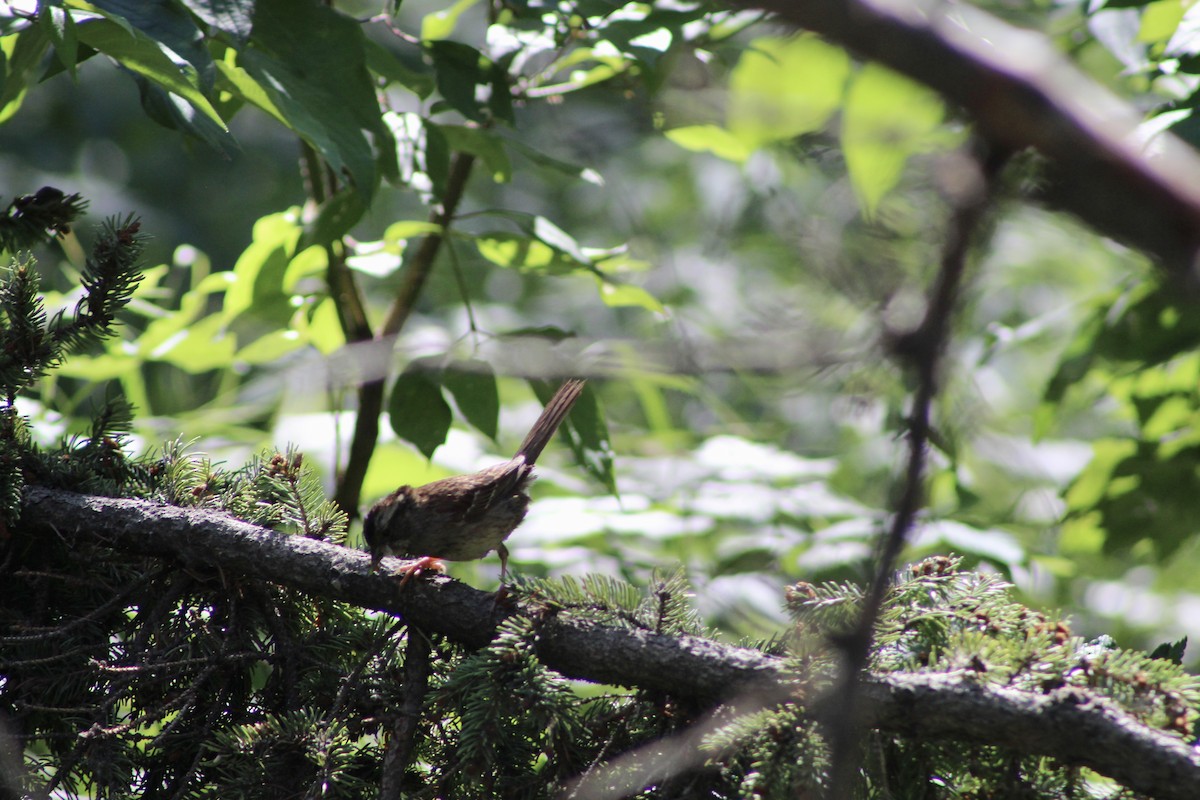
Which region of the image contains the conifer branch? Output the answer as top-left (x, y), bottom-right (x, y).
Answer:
top-left (15, 486), bottom-right (1200, 800)
top-left (0, 187), bottom-right (87, 252)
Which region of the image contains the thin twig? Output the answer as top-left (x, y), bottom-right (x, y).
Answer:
top-left (380, 625), bottom-right (434, 798)
top-left (824, 143), bottom-right (1011, 798)
top-left (334, 152), bottom-right (478, 517)
top-left (307, 619), bottom-right (406, 800)
top-left (380, 153), bottom-right (478, 339)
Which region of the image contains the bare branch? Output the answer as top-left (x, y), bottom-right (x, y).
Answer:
top-left (734, 0), bottom-right (1200, 280)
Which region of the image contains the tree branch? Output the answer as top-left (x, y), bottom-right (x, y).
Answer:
top-left (22, 486), bottom-right (778, 701)
top-left (857, 672), bottom-right (1200, 800)
top-left (827, 144), bottom-right (1009, 796)
top-left (734, 0), bottom-right (1200, 280)
top-left (19, 486), bottom-right (1200, 799)
top-left (334, 152), bottom-right (478, 517)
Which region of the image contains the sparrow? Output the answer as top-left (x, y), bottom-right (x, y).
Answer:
top-left (362, 378), bottom-right (586, 580)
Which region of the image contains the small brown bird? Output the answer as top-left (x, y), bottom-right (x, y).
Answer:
top-left (363, 379), bottom-right (586, 580)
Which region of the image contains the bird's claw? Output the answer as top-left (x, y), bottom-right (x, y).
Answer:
top-left (394, 556), bottom-right (447, 589)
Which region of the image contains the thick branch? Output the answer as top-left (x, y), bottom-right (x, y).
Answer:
top-left (859, 672), bottom-right (1200, 798)
top-left (19, 486), bottom-right (1200, 799)
top-left (23, 486), bottom-right (777, 702)
top-left (735, 0), bottom-right (1200, 280)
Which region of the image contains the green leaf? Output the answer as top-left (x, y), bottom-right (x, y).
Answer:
top-left (303, 297), bottom-right (345, 356)
top-left (664, 124), bottom-right (753, 163)
top-left (427, 38), bottom-right (511, 122)
top-left (90, 0), bottom-right (214, 87)
top-left (841, 64), bottom-right (945, 218)
top-left (222, 211), bottom-right (302, 325)
top-left (384, 220), bottom-right (444, 242)
top-left (389, 365), bottom-right (453, 459)
top-left (531, 216), bottom-right (590, 264)
top-left (506, 138), bottom-right (604, 185)
top-left (134, 76), bottom-right (238, 154)
top-left (363, 38), bottom-right (435, 97)
top-left (150, 313), bottom-right (237, 373)
top-left (728, 35), bottom-right (850, 150)
top-left (214, 57), bottom-right (286, 125)
top-left (473, 213), bottom-right (613, 274)
top-left (476, 233), bottom-right (579, 273)
top-left (1042, 279), bottom-right (1200, 414)
top-left (0, 26), bottom-right (50, 123)
top-left (235, 330), bottom-right (306, 365)
top-left (421, 0), bottom-right (483, 41)
top-left (239, 0), bottom-right (383, 192)
top-left (38, 5), bottom-right (78, 79)
top-left (498, 325), bottom-right (577, 342)
top-left (134, 272), bottom-right (233, 357)
top-left (1064, 439), bottom-right (1138, 511)
top-left (533, 53), bottom-right (626, 95)
top-left (239, 46), bottom-right (377, 191)
top-left (428, 39), bottom-right (492, 122)
top-left (73, 17), bottom-right (226, 131)
top-left (282, 245), bottom-right (327, 292)
top-left (593, 277), bottom-right (666, 314)
top-left (299, 188), bottom-right (367, 249)
top-left (1138, 0), bottom-right (1186, 43)
top-left (442, 360), bottom-right (499, 441)
top-left (177, 0), bottom-right (255, 40)
top-left (54, 352), bottom-right (138, 381)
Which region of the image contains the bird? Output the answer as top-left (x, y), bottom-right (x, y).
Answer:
top-left (362, 378), bottom-right (586, 581)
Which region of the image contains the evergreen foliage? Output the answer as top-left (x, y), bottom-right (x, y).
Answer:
top-left (0, 216), bottom-right (146, 527)
top-left (0, 187), bottom-right (86, 254)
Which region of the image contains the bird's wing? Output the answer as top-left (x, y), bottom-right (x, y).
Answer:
top-left (419, 458), bottom-right (532, 522)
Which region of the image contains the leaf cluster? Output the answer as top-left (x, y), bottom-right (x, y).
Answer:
top-left (1038, 273), bottom-right (1200, 563)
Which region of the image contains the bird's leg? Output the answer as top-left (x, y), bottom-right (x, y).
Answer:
top-left (491, 544), bottom-right (515, 610)
top-left (497, 543), bottom-right (510, 583)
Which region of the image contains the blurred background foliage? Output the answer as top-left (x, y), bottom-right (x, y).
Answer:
top-left (1, 0), bottom-right (1197, 660)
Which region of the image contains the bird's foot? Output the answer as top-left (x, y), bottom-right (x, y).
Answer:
top-left (491, 583), bottom-right (519, 614)
top-left (395, 556), bottom-right (447, 589)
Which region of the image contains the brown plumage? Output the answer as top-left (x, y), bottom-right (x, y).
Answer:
top-left (362, 379), bottom-right (586, 578)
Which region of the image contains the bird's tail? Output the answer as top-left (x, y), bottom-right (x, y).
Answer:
top-left (515, 379), bottom-right (586, 464)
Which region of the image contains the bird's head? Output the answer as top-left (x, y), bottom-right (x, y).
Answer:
top-left (363, 486), bottom-right (417, 571)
